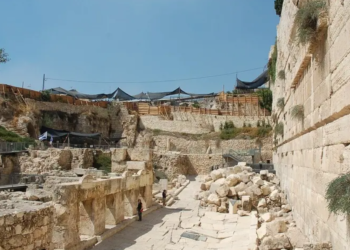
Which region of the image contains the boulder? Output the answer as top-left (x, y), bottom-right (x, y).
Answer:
top-left (199, 191), bottom-right (211, 201)
top-left (178, 175), bottom-right (187, 185)
top-left (216, 184), bottom-right (229, 197)
top-left (260, 170), bottom-right (268, 180)
top-left (225, 174), bottom-right (240, 187)
top-left (259, 234), bottom-right (291, 250)
top-left (261, 213), bottom-right (275, 222)
top-left (253, 176), bottom-right (265, 186)
top-left (57, 150), bottom-right (73, 170)
top-left (201, 181), bottom-right (213, 191)
top-left (228, 187), bottom-right (237, 197)
top-left (258, 198), bottom-right (267, 208)
top-left (238, 173), bottom-right (250, 183)
top-left (234, 182), bottom-right (246, 192)
top-left (282, 204), bottom-right (292, 213)
top-left (286, 227), bottom-right (308, 248)
top-left (270, 176), bottom-right (280, 185)
top-left (257, 223), bottom-right (268, 240)
top-left (232, 165), bottom-right (243, 174)
top-left (210, 170), bottom-right (223, 181)
top-left (214, 178), bottom-right (226, 186)
top-left (25, 189), bottom-right (52, 202)
top-left (237, 210), bottom-right (250, 216)
top-left (243, 166), bottom-right (253, 172)
top-left (204, 176), bottom-right (212, 182)
top-left (218, 205), bottom-right (228, 213)
top-left (238, 191), bottom-right (247, 198)
top-left (266, 220), bottom-right (288, 236)
top-left (269, 190), bottom-right (280, 201)
top-left (261, 185), bottom-right (271, 196)
top-left (238, 162), bottom-right (247, 166)
top-left (207, 193), bottom-right (221, 206)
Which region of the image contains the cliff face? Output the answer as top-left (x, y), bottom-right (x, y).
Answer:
top-left (0, 97), bottom-right (137, 145)
top-left (271, 1), bottom-right (350, 249)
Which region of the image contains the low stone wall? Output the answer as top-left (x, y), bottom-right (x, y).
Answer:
top-left (0, 202), bottom-right (55, 250)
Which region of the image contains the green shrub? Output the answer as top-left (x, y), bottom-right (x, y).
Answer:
top-left (40, 91), bottom-right (51, 102)
top-left (257, 120), bottom-right (261, 127)
top-left (257, 89), bottom-right (273, 113)
top-left (275, 122), bottom-right (284, 137)
top-left (295, 0), bottom-right (327, 45)
top-left (192, 101), bottom-right (200, 109)
top-left (220, 128), bottom-right (239, 140)
top-left (42, 114), bottom-right (53, 127)
top-left (268, 43), bottom-right (278, 84)
top-left (274, 0), bottom-right (284, 16)
top-left (223, 121), bottom-right (235, 130)
top-left (277, 97), bottom-right (285, 110)
top-left (278, 70), bottom-right (286, 80)
top-left (257, 127), bottom-right (272, 137)
top-left (325, 172), bottom-right (350, 215)
top-left (0, 126), bottom-right (35, 144)
top-left (153, 129), bottom-right (161, 135)
top-left (94, 154), bottom-right (111, 173)
top-left (290, 105), bottom-right (304, 120)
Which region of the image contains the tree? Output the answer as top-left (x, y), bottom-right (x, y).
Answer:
top-left (0, 48), bottom-right (9, 63)
top-left (275, 0), bottom-right (284, 16)
top-left (257, 89), bottom-right (273, 113)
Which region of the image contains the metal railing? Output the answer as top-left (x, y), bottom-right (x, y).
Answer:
top-left (0, 142), bottom-right (33, 153)
top-left (49, 143), bottom-right (116, 150)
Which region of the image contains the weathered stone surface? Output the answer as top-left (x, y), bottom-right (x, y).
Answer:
top-left (216, 184), bottom-right (229, 197)
top-left (260, 234), bottom-right (292, 250)
top-left (207, 193), bottom-right (221, 206)
top-left (210, 170), bottom-right (223, 181)
top-left (225, 174), bottom-right (240, 187)
top-left (286, 227), bottom-right (309, 248)
top-left (266, 220), bottom-right (288, 236)
top-left (227, 187), bottom-right (237, 197)
top-left (269, 190), bottom-right (280, 201)
top-left (261, 213), bottom-right (275, 223)
top-left (241, 195), bottom-right (251, 212)
top-left (25, 189), bottom-right (52, 202)
top-left (258, 198), bottom-right (267, 208)
top-left (57, 150), bottom-right (73, 170)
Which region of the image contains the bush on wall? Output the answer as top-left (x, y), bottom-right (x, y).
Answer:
top-left (290, 104), bottom-right (304, 120)
top-left (295, 0), bottom-right (327, 45)
top-left (274, 0), bottom-right (284, 16)
top-left (325, 172), bottom-right (350, 215)
top-left (268, 43), bottom-right (278, 84)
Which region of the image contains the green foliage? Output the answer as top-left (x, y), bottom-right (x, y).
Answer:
top-left (152, 129), bottom-right (162, 136)
top-left (274, 0), bottom-right (284, 16)
top-left (0, 48), bottom-right (10, 63)
top-left (220, 126), bottom-right (272, 140)
top-left (219, 123), bottom-right (223, 131)
top-left (0, 126), bottom-right (35, 143)
top-left (192, 101), bottom-right (200, 109)
top-left (325, 172), bottom-right (350, 215)
top-left (277, 97), bottom-right (285, 110)
top-left (257, 120), bottom-right (261, 127)
top-left (94, 154), bottom-right (111, 173)
top-left (222, 121), bottom-right (235, 130)
top-left (295, 0), bottom-right (327, 45)
top-left (247, 123), bottom-right (252, 128)
top-left (226, 91), bottom-right (232, 94)
top-left (257, 89), bottom-right (273, 113)
top-left (278, 70), bottom-right (286, 80)
top-left (290, 105), bottom-right (304, 120)
top-left (268, 43), bottom-right (278, 84)
top-left (275, 122), bottom-right (284, 137)
top-left (41, 91), bottom-right (51, 102)
top-left (42, 114), bottom-right (53, 127)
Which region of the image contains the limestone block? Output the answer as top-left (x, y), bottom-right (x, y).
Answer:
top-left (127, 148), bottom-right (152, 162)
top-left (286, 227), bottom-right (308, 248)
top-left (242, 195), bottom-right (251, 212)
top-left (228, 199), bottom-right (239, 214)
top-left (216, 184), bottom-right (229, 198)
top-left (269, 190), bottom-right (280, 201)
top-left (228, 187), bottom-right (237, 197)
top-left (57, 150), bottom-right (73, 170)
top-left (112, 162), bottom-right (127, 173)
top-left (214, 178), bottom-right (226, 186)
top-left (257, 223), bottom-right (268, 240)
top-left (126, 161), bottom-right (146, 170)
top-left (253, 176), bottom-right (264, 186)
top-left (207, 193), bottom-right (221, 206)
top-left (261, 185), bottom-right (271, 196)
top-left (238, 173), bottom-right (250, 183)
top-left (260, 234), bottom-right (292, 250)
top-left (225, 174), bottom-right (240, 187)
top-left (232, 165), bottom-right (243, 174)
top-left (110, 148), bottom-right (127, 162)
top-left (238, 191), bottom-right (247, 198)
top-left (238, 162), bottom-right (247, 166)
top-left (281, 204), bottom-right (292, 213)
top-left (210, 170), bottom-right (223, 181)
top-left (261, 213), bottom-right (275, 223)
top-left (258, 198), bottom-right (267, 208)
top-left (243, 166), bottom-right (253, 172)
top-left (266, 220), bottom-right (288, 236)
top-left (234, 182), bottom-right (246, 192)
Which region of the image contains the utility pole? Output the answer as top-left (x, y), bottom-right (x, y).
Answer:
top-left (42, 74), bottom-right (46, 91)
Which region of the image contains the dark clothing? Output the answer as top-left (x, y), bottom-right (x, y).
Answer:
top-left (162, 191), bottom-right (167, 199)
top-left (137, 202), bottom-right (143, 221)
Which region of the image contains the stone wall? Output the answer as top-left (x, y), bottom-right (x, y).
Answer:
top-left (271, 1), bottom-right (350, 249)
top-left (0, 202), bottom-right (55, 250)
top-left (140, 114), bottom-right (271, 134)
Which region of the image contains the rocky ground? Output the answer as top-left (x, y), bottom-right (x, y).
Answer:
top-left (197, 164), bottom-right (333, 250)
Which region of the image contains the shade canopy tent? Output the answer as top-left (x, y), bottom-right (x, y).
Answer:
top-left (45, 87), bottom-right (118, 100)
top-left (113, 88), bottom-right (136, 101)
top-left (40, 126), bottom-right (101, 139)
top-left (132, 87), bottom-right (216, 101)
top-left (236, 71), bottom-right (268, 90)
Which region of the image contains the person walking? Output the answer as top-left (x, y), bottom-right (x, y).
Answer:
top-left (137, 199), bottom-right (143, 221)
top-left (162, 190), bottom-right (167, 206)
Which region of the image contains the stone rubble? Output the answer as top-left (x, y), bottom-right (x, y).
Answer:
top-left (198, 163), bottom-right (333, 250)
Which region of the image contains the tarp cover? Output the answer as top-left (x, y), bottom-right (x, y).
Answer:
top-left (45, 87), bottom-right (118, 100)
top-left (132, 87), bottom-right (215, 101)
top-left (236, 71), bottom-right (268, 89)
top-left (114, 88), bottom-right (135, 101)
top-left (40, 126), bottom-right (101, 138)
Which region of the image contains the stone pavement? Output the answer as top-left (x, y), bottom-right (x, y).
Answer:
top-left (93, 176), bottom-right (256, 250)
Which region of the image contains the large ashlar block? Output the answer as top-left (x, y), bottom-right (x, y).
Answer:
top-left (124, 189), bottom-right (140, 217)
top-left (314, 76), bottom-right (331, 110)
top-left (127, 148), bottom-right (153, 162)
top-left (79, 197), bottom-right (106, 236)
top-left (330, 79), bottom-right (350, 117)
top-left (126, 161), bottom-right (146, 171)
top-left (111, 148), bottom-right (127, 162)
top-left (323, 114), bottom-right (350, 145)
top-left (105, 192), bottom-right (124, 225)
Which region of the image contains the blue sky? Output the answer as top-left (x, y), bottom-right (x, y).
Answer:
top-left (0, 0), bottom-right (279, 95)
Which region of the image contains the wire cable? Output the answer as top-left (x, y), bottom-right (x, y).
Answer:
top-left (46, 66), bottom-right (265, 84)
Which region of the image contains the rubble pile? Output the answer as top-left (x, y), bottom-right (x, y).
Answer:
top-left (198, 163), bottom-right (333, 250)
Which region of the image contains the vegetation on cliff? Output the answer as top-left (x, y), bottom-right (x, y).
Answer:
top-left (220, 121), bottom-right (272, 140)
top-left (326, 172), bottom-right (350, 215)
top-left (295, 0), bottom-right (327, 45)
top-left (0, 126), bottom-right (35, 143)
top-left (268, 43), bottom-right (278, 84)
top-left (257, 89), bottom-right (273, 113)
top-left (290, 104), bottom-right (304, 120)
top-left (94, 154), bottom-right (111, 173)
top-left (0, 48), bottom-right (10, 63)
top-left (274, 0), bottom-right (284, 16)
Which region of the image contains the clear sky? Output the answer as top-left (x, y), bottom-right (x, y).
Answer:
top-left (0, 0), bottom-right (279, 95)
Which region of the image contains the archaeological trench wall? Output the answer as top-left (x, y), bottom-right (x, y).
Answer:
top-left (140, 113), bottom-right (271, 134)
top-left (271, 1), bottom-right (350, 249)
